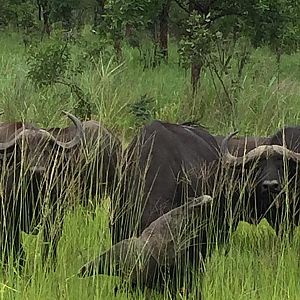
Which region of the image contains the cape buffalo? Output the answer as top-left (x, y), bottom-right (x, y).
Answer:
top-left (80, 195), bottom-right (213, 293)
top-left (109, 121), bottom-right (250, 295)
top-left (111, 123), bottom-right (268, 245)
top-left (0, 112), bottom-right (120, 268)
top-left (111, 120), bottom-right (220, 245)
top-left (221, 128), bottom-right (300, 231)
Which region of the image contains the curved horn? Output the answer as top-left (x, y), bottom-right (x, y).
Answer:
top-left (221, 132), bottom-right (300, 166)
top-left (237, 144), bottom-right (300, 164)
top-left (271, 145), bottom-right (300, 162)
top-left (38, 111), bottom-right (85, 149)
top-left (0, 125), bottom-right (28, 150)
top-left (220, 131), bottom-right (241, 165)
top-left (221, 131), bottom-right (272, 166)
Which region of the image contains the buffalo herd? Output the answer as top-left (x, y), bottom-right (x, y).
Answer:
top-left (0, 112), bottom-right (299, 296)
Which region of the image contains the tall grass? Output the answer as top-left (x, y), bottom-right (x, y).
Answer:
top-left (0, 30), bottom-right (299, 299)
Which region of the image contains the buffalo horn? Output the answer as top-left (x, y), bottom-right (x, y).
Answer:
top-left (0, 125), bottom-right (29, 150)
top-left (38, 111), bottom-right (85, 149)
top-left (221, 132), bottom-right (300, 166)
top-left (0, 111), bottom-right (85, 151)
top-left (271, 145), bottom-right (300, 162)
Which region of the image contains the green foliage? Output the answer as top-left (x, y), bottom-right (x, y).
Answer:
top-left (178, 13), bottom-right (214, 69)
top-left (27, 40), bottom-right (71, 87)
top-left (177, 0), bottom-right (300, 93)
top-left (50, 0), bottom-right (79, 28)
top-left (79, 34), bottom-right (115, 63)
top-left (2, 31), bottom-right (300, 298)
top-left (0, 0), bottom-right (11, 26)
top-left (246, 0), bottom-right (300, 55)
top-left (105, 0), bottom-right (162, 29)
top-left (232, 219), bottom-right (277, 251)
top-left (13, 1), bottom-right (37, 29)
top-left (43, 0), bottom-right (96, 29)
top-left (103, 0), bottom-right (163, 44)
top-left (26, 38), bottom-right (93, 119)
top-left (0, 0), bottom-right (37, 29)
top-left (127, 94), bottom-right (156, 126)
top-left (71, 84), bottom-right (93, 120)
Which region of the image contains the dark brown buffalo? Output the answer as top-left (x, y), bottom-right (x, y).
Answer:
top-left (111, 121), bottom-right (220, 245)
top-left (46, 119), bottom-right (120, 200)
top-left (80, 195), bottom-right (213, 293)
top-left (112, 125), bottom-right (270, 245)
top-left (90, 120), bottom-right (289, 295)
top-left (221, 127), bottom-right (300, 231)
top-left (109, 121), bottom-right (242, 295)
top-left (0, 112), bottom-right (120, 268)
top-left (104, 121), bottom-right (299, 295)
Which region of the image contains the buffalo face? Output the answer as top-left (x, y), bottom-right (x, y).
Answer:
top-left (221, 132), bottom-right (300, 222)
top-left (256, 155), bottom-right (283, 195)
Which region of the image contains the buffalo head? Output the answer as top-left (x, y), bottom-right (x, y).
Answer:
top-left (221, 132), bottom-right (300, 222)
top-left (0, 111), bottom-right (85, 177)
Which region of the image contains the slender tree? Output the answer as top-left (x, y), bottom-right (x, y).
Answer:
top-left (159, 0), bottom-right (171, 61)
top-left (94, 0), bottom-right (105, 27)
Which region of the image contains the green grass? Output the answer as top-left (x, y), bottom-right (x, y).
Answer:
top-left (0, 29), bottom-right (300, 299)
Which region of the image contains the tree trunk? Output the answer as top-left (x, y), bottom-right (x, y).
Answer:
top-left (43, 11), bottom-right (50, 35)
top-left (189, 1), bottom-right (205, 95)
top-left (41, 2), bottom-right (51, 39)
top-left (114, 34), bottom-right (122, 62)
top-left (94, 0), bottom-right (105, 27)
top-left (37, 0), bottom-right (42, 21)
top-left (159, 0), bottom-right (171, 61)
top-left (75, 9), bottom-right (85, 30)
top-left (125, 23), bottom-right (133, 38)
top-left (191, 60), bottom-right (202, 95)
top-left (276, 48), bottom-right (281, 92)
top-left (152, 21), bottom-right (160, 68)
top-left (59, 4), bottom-right (73, 30)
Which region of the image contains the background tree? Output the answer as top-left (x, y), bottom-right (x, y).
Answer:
top-left (0, 0), bottom-right (299, 93)
top-left (93, 0), bottom-right (105, 27)
top-left (177, 0), bottom-right (300, 94)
